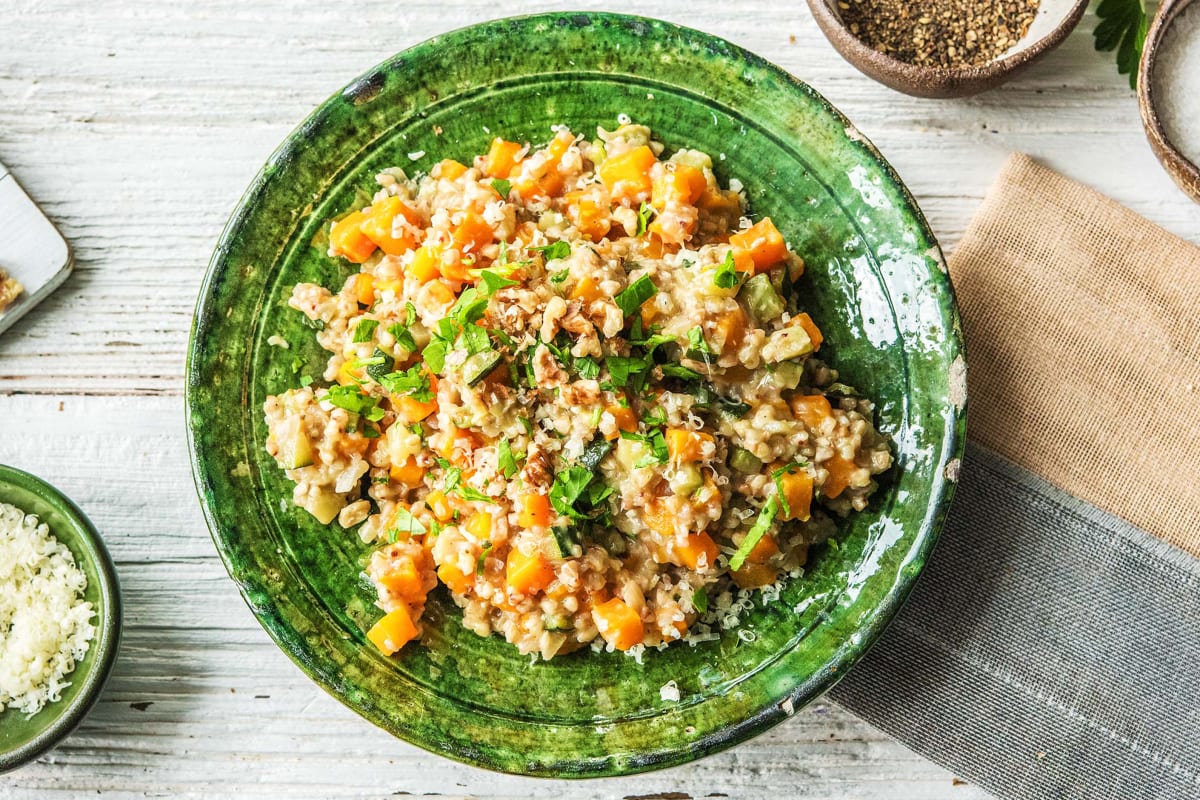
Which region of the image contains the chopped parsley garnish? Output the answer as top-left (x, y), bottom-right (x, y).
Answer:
top-left (352, 318), bottom-right (379, 343)
top-left (449, 287), bottom-right (489, 325)
top-left (549, 270), bottom-right (569, 284)
top-left (549, 464), bottom-right (612, 521)
top-left (687, 326), bottom-right (712, 354)
top-left (713, 250), bottom-right (739, 289)
top-left (729, 497), bottom-right (780, 571)
top-left (479, 269), bottom-right (519, 295)
top-left (575, 356), bottom-right (600, 380)
top-left (365, 348), bottom-right (394, 382)
top-left (641, 406), bottom-right (667, 428)
top-left (387, 303), bottom-right (418, 353)
top-left (489, 328), bottom-right (516, 348)
top-left (605, 355), bottom-right (652, 390)
top-left (476, 542), bottom-right (493, 574)
top-left (692, 586), bottom-right (708, 614)
top-left (299, 374), bottom-right (315, 387)
top-left (770, 461), bottom-right (808, 519)
top-left (324, 385), bottom-right (385, 422)
top-left (532, 240), bottom-right (571, 261)
top-left (518, 416), bottom-right (534, 435)
top-left (458, 486), bottom-right (492, 503)
top-left (289, 355), bottom-right (303, 374)
top-left (619, 428), bottom-right (669, 468)
top-left (379, 364), bottom-right (433, 402)
top-left (614, 274), bottom-right (658, 319)
top-left (491, 178), bottom-right (512, 198)
top-left (636, 201), bottom-right (655, 236)
top-left (497, 439), bottom-right (520, 479)
top-left (389, 507), bottom-right (428, 538)
top-left (662, 364), bottom-right (704, 381)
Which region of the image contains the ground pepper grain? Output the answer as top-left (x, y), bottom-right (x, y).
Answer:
top-left (837, 0), bottom-right (1041, 68)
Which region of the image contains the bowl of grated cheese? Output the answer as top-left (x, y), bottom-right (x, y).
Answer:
top-left (0, 465), bottom-right (121, 774)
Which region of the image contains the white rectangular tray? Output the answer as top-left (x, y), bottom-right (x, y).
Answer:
top-left (0, 162), bottom-right (72, 336)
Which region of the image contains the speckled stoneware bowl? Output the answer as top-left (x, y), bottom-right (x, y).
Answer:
top-left (808, 0), bottom-right (1089, 98)
top-left (0, 465), bottom-right (121, 774)
top-left (187, 12), bottom-right (966, 777)
top-left (1139, 0), bottom-right (1200, 203)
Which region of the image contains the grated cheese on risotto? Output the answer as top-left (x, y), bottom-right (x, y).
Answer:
top-left (0, 502), bottom-right (96, 717)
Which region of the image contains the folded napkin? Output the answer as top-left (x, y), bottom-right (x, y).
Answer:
top-left (829, 155), bottom-right (1200, 799)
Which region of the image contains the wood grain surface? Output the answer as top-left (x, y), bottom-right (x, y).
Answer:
top-left (2, 0), bottom-right (1195, 796)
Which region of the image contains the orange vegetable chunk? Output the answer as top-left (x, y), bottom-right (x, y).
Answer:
top-left (360, 196), bottom-right (420, 256)
top-left (352, 273), bottom-right (376, 306)
top-left (377, 556), bottom-right (425, 602)
top-left (777, 467), bottom-right (813, 522)
top-left (565, 190), bottom-right (612, 242)
top-left (437, 562), bottom-right (473, 595)
top-left (408, 245), bottom-right (443, 284)
top-left (506, 548), bottom-right (555, 595)
top-left (517, 493), bottom-right (552, 529)
top-left (794, 312), bottom-right (824, 351)
top-left (435, 159), bottom-right (468, 181)
top-left (823, 452), bottom-right (857, 499)
top-left (366, 605), bottom-right (418, 655)
top-left (330, 211), bottom-right (378, 263)
top-left (592, 598), bottom-right (645, 651)
top-left (603, 404), bottom-right (637, 440)
top-left (790, 394), bottom-right (833, 430)
top-left (731, 563), bottom-right (779, 590)
top-left (483, 138), bottom-right (524, 179)
top-left (675, 531), bottom-right (720, 571)
top-left (599, 145), bottom-right (656, 203)
top-left (729, 217), bottom-right (787, 272)
top-left (746, 534), bottom-right (780, 564)
top-left (665, 428), bottom-right (714, 463)
top-left (389, 456), bottom-right (424, 487)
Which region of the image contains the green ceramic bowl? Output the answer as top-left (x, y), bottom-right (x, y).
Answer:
top-left (187, 12), bottom-right (965, 777)
top-left (0, 465), bottom-right (122, 773)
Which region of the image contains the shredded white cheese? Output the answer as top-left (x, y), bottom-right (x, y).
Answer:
top-left (0, 503), bottom-right (96, 717)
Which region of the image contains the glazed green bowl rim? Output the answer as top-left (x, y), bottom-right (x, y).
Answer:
top-left (187, 11), bottom-right (966, 777)
top-left (0, 464), bottom-right (122, 774)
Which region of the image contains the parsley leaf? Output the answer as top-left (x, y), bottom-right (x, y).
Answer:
top-left (324, 385), bottom-right (385, 422)
top-left (476, 542), bottom-right (493, 574)
top-left (379, 364), bottom-right (434, 402)
top-left (729, 496), bottom-right (780, 571)
top-left (387, 304), bottom-right (418, 352)
top-left (532, 240), bottom-right (571, 261)
top-left (352, 318), bottom-right (379, 343)
top-left (662, 364), bottom-right (704, 381)
top-left (389, 507), bottom-right (428, 537)
top-left (479, 269), bottom-right (519, 296)
top-left (1094, 0), bottom-right (1147, 89)
top-left (449, 287), bottom-right (489, 326)
top-left (605, 355), bottom-right (652, 389)
top-left (549, 466), bottom-right (596, 520)
top-left (692, 586), bottom-right (708, 614)
top-left (636, 202), bottom-right (655, 236)
top-left (574, 356), bottom-right (600, 380)
top-left (497, 439), bottom-right (520, 479)
top-left (614, 274), bottom-right (658, 319)
top-left (713, 250), bottom-right (739, 289)
top-left (365, 347), bottom-right (394, 382)
top-left (458, 486), bottom-right (492, 503)
top-left (620, 428), bottom-right (669, 468)
top-left (687, 326), bottom-right (712, 354)
top-left (549, 270), bottom-right (569, 284)
top-left (491, 178), bottom-right (512, 198)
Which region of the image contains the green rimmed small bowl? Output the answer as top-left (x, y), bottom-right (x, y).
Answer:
top-left (187, 12), bottom-right (966, 777)
top-left (0, 465), bottom-right (122, 774)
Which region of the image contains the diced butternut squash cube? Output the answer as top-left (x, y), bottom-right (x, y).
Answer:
top-left (366, 605), bottom-right (418, 655)
top-left (483, 138), bottom-right (524, 179)
top-left (377, 556), bottom-right (425, 602)
top-left (352, 272), bottom-right (376, 306)
top-left (603, 404), bottom-right (637, 440)
top-left (407, 245), bottom-right (443, 283)
top-left (651, 163), bottom-right (706, 209)
top-left (360, 196), bottom-right (420, 256)
top-left (790, 394), bottom-right (833, 430)
top-left (675, 531), bottom-right (720, 571)
top-left (512, 131), bottom-right (573, 199)
top-left (506, 548), bottom-right (555, 595)
top-left (822, 452), bottom-right (857, 499)
top-left (517, 493), bottom-right (552, 529)
top-left (330, 211), bottom-right (378, 263)
top-left (424, 279), bottom-right (456, 309)
top-left (592, 598), bottom-right (644, 651)
top-left (746, 534), bottom-right (780, 564)
top-left (729, 218), bottom-right (787, 273)
top-left (794, 312), bottom-right (823, 352)
top-left (425, 490), bottom-right (453, 523)
top-left (570, 275), bottom-right (604, 304)
top-left (389, 456), bottom-right (424, 487)
top-left (437, 425), bottom-right (477, 466)
top-left (641, 500), bottom-right (677, 539)
top-left (437, 562), bottom-right (472, 595)
top-left (712, 308), bottom-right (747, 353)
top-left (465, 511), bottom-right (493, 541)
top-left (666, 428), bottom-right (715, 463)
top-left (731, 563), bottom-right (779, 590)
top-left (435, 159), bottom-right (468, 181)
top-left (564, 189), bottom-right (612, 242)
top-left (598, 145), bottom-right (656, 204)
top-left (392, 393), bottom-right (437, 424)
top-left (776, 467), bottom-right (813, 522)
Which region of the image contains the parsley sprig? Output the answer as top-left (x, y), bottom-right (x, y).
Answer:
top-left (1094, 0), bottom-right (1147, 89)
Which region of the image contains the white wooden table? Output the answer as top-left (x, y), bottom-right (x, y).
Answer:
top-left (2, 2), bottom-right (1196, 797)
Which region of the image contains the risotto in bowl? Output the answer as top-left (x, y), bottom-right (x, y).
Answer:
top-left (188, 12), bottom-right (965, 777)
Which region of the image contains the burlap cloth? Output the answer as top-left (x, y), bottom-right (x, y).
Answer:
top-left (950, 153), bottom-right (1200, 558)
top-left (829, 155), bottom-right (1200, 800)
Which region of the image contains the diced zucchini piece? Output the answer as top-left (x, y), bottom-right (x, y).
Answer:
top-left (276, 416), bottom-right (313, 469)
top-left (305, 491), bottom-right (343, 525)
top-left (670, 148), bottom-right (713, 172)
top-left (462, 350), bottom-right (502, 387)
top-left (615, 437), bottom-right (649, 473)
top-left (550, 525), bottom-right (581, 559)
top-left (729, 446), bottom-right (763, 474)
top-left (739, 273), bottom-right (785, 325)
top-left (771, 361), bottom-right (804, 390)
top-left (671, 464), bottom-right (703, 496)
top-left (762, 325), bottom-right (813, 363)
top-left (544, 612), bottom-right (574, 632)
top-left (579, 437), bottom-right (613, 471)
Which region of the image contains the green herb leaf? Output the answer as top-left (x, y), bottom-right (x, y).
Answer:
top-left (476, 542), bottom-right (493, 574)
top-left (450, 287), bottom-right (489, 326)
top-left (729, 496), bottom-right (780, 571)
top-left (498, 439), bottom-right (520, 479)
top-left (549, 270), bottom-right (569, 284)
top-left (605, 355), bottom-right (651, 389)
top-left (687, 326), bottom-right (712, 354)
top-left (458, 486), bottom-right (492, 503)
top-left (575, 356), bottom-right (600, 380)
top-left (636, 202), bottom-right (655, 236)
top-left (422, 339), bottom-right (448, 374)
top-left (352, 318), bottom-right (379, 343)
top-left (324, 385), bottom-right (385, 422)
top-left (299, 374), bottom-right (315, 387)
top-left (491, 178), bottom-right (512, 198)
top-left (614, 274), bottom-right (658, 319)
top-left (692, 586), bottom-right (708, 614)
top-left (379, 364), bottom-right (433, 402)
top-left (713, 250), bottom-right (739, 289)
top-left (366, 348), bottom-right (395, 382)
top-left (390, 507), bottom-right (428, 537)
top-left (532, 240), bottom-right (571, 261)
top-left (662, 364), bottom-right (703, 381)
top-left (1094, 0), bottom-right (1147, 89)
top-left (479, 269), bottom-right (520, 296)
top-left (549, 466), bottom-right (596, 519)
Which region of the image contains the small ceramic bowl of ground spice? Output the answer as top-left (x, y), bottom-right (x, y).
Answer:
top-left (808, 0), bottom-right (1090, 98)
